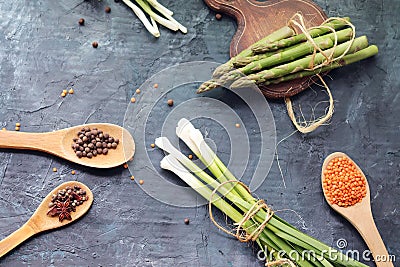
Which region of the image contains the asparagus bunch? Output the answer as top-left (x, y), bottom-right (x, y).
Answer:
top-left (197, 17), bottom-right (378, 94)
top-left (156, 118), bottom-right (369, 267)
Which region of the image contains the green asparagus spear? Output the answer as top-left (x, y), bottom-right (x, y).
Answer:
top-left (250, 45), bottom-right (378, 87)
top-left (212, 26), bottom-right (295, 79)
top-left (251, 17), bottom-right (350, 53)
top-left (230, 36), bottom-right (370, 89)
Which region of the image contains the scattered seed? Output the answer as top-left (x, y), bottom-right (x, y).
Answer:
top-left (215, 13), bottom-right (222, 20)
top-left (61, 92), bottom-right (67, 97)
top-left (184, 218), bottom-right (190, 225)
top-left (15, 123), bottom-right (21, 127)
top-left (105, 6), bottom-right (111, 13)
top-left (167, 99), bottom-right (174, 106)
top-left (71, 170), bottom-right (76, 175)
top-left (78, 18), bottom-right (85, 26)
top-left (153, 83), bottom-right (158, 88)
top-left (139, 179), bottom-right (144, 185)
top-left (150, 143), bottom-right (155, 148)
top-left (130, 175), bottom-right (135, 180)
top-left (123, 163), bottom-right (128, 169)
top-left (136, 89), bottom-right (141, 94)
top-left (235, 123), bottom-right (240, 128)
top-left (92, 41), bottom-right (98, 48)
top-left (130, 97), bottom-right (136, 103)
top-left (15, 126), bottom-right (20, 131)
top-left (53, 167), bottom-right (57, 172)
top-left (69, 88), bottom-right (74, 94)
top-left (188, 154), bottom-right (193, 160)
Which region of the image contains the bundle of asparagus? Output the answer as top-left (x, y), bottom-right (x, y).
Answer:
top-left (197, 16), bottom-right (378, 94)
top-left (156, 118), bottom-right (369, 267)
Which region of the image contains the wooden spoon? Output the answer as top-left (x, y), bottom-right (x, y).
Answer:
top-left (321, 152), bottom-right (394, 267)
top-left (0, 181), bottom-right (93, 258)
top-left (0, 123), bottom-right (135, 168)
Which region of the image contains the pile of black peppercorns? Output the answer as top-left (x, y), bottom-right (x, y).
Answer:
top-left (71, 127), bottom-right (119, 158)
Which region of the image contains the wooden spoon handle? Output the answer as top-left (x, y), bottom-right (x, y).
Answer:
top-left (0, 222), bottom-right (36, 258)
top-left (356, 213), bottom-right (394, 267)
top-left (0, 130), bottom-right (55, 152)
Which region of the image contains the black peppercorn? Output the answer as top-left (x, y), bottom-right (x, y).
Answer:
top-left (92, 41), bottom-right (98, 48)
top-left (78, 18), bottom-right (85, 26)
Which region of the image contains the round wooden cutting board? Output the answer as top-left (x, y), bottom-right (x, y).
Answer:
top-left (204, 0), bottom-right (328, 98)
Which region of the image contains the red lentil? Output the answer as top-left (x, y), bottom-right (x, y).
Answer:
top-left (322, 156), bottom-right (367, 207)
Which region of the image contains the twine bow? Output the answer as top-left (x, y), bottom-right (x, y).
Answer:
top-left (285, 13), bottom-right (355, 134)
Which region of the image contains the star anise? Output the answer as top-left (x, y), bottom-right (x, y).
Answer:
top-left (47, 199), bottom-right (72, 222)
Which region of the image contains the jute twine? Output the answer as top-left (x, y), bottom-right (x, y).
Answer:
top-left (208, 181), bottom-right (296, 266)
top-left (284, 14), bottom-right (355, 134)
top-left (208, 180), bottom-right (274, 242)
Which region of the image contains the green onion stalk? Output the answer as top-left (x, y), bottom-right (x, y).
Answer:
top-left (121, 0), bottom-right (187, 37)
top-left (156, 118), bottom-right (369, 267)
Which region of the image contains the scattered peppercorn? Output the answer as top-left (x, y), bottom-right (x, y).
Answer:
top-left (167, 99), bottom-right (174, 106)
top-left (153, 83), bottom-right (158, 88)
top-left (184, 218), bottom-right (190, 225)
top-left (188, 154), bottom-right (193, 160)
top-left (71, 127), bottom-right (119, 159)
top-left (139, 179), bottom-right (144, 185)
top-left (235, 123), bottom-right (240, 128)
top-left (123, 163), bottom-right (128, 169)
top-left (16, 123), bottom-right (21, 127)
top-left (215, 13), bottom-right (222, 20)
top-left (78, 18), bottom-right (85, 26)
top-left (47, 184), bottom-right (89, 222)
top-left (92, 41), bottom-right (98, 48)
top-left (322, 156), bottom-right (367, 207)
top-left (136, 89), bottom-right (141, 94)
top-left (61, 92), bottom-right (67, 97)
top-left (69, 88), bottom-right (74, 94)
top-left (130, 97), bottom-right (136, 103)
top-left (53, 167), bottom-right (57, 172)
top-left (130, 175), bottom-right (135, 180)
top-left (71, 170), bottom-right (76, 175)
top-left (150, 143), bottom-right (155, 148)
top-left (15, 126), bottom-right (20, 131)
top-left (105, 6), bottom-right (111, 13)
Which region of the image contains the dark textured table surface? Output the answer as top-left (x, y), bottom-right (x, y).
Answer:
top-left (0, 0), bottom-right (399, 266)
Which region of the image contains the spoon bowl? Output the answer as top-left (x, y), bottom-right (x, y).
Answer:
top-left (0, 181), bottom-right (93, 258)
top-left (322, 152), bottom-right (393, 267)
top-left (0, 123), bottom-right (135, 168)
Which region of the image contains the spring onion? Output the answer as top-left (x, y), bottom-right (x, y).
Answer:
top-left (156, 118), bottom-right (369, 267)
top-left (121, 0), bottom-right (186, 37)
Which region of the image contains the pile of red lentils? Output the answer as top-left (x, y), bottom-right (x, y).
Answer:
top-left (322, 156), bottom-right (367, 207)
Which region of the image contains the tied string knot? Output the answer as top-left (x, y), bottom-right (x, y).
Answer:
top-left (208, 180), bottom-right (274, 242)
top-left (208, 181), bottom-right (296, 266)
top-left (284, 13), bottom-right (355, 134)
